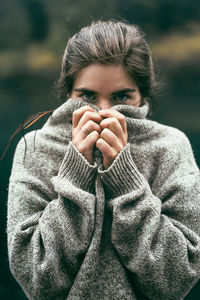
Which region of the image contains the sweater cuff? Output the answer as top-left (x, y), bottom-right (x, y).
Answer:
top-left (98, 144), bottom-right (146, 198)
top-left (56, 142), bottom-right (97, 193)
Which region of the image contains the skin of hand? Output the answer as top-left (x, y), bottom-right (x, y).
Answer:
top-left (96, 109), bottom-right (128, 169)
top-left (72, 106), bottom-right (127, 169)
top-left (72, 106), bottom-right (103, 165)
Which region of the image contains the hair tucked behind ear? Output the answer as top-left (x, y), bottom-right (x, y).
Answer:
top-left (57, 20), bottom-right (159, 116)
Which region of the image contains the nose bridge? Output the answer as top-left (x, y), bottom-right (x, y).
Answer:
top-left (97, 96), bottom-right (112, 109)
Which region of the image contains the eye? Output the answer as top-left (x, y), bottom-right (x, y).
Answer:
top-left (113, 93), bottom-right (129, 102)
top-left (80, 92), bottom-right (97, 102)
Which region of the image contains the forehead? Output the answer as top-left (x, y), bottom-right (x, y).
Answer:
top-left (73, 63), bottom-right (138, 90)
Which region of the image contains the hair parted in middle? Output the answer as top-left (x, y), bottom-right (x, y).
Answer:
top-left (57, 20), bottom-right (159, 115)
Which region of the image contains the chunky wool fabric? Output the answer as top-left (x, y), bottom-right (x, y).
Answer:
top-left (7, 98), bottom-right (200, 299)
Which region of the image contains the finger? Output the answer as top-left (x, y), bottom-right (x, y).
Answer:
top-left (73, 120), bottom-right (101, 145)
top-left (77, 131), bottom-right (100, 165)
top-left (100, 117), bottom-right (124, 140)
top-left (77, 110), bottom-right (103, 130)
top-left (100, 128), bottom-right (124, 151)
top-left (72, 106), bottom-right (95, 128)
top-left (96, 138), bottom-right (117, 169)
top-left (98, 109), bottom-right (127, 134)
top-left (96, 138), bottom-right (113, 156)
top-left (81, 130), bottom-right (100, 150)
top-left (78, 131), bottom-right (100, 157)
top-left (81, 120), bottom-right (102, 138)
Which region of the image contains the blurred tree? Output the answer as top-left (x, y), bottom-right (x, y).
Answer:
top-left (0, 0), bottom-right (29, 49)
top-left (40, 0), bottom-right (118, 51)
top-left (0, 0), bottom-right (48, 50)
top-left (20, 0), bottom-right (49, 42)
top-left (116, 0), bottom-right (200, 34)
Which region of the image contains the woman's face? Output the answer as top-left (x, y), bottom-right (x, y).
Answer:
top-left (69, 63), bottom-right (143, 110)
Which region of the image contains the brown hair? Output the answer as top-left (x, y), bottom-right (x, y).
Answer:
top-left (1, 20), bottom-right (159, 162)
top-left (57, 20), bottom-right (158, 115)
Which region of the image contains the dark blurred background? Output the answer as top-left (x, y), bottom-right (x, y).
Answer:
top-left (0, 0), bottom-right (199, 299)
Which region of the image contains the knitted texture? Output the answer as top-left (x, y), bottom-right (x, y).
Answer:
top-left (7, 98), bottom-right (200, 300)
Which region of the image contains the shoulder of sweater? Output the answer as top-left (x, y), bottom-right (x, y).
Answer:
top-left (146, 119), bottom-right (191, 146)
top-left (130, 119), bottom-right (196, 166)
top-left (13, 128), bottom-right (67, 170)
top-left (11, 129), bottom-right (65, 186)
top-left (14, 130), bottom-right (37, 155)
top-left (15, 124), bottom-right (69, 153)
top-left (12, 130), bottom-right (43, 169)
top-left (146, 120), bottom-right (197, 166)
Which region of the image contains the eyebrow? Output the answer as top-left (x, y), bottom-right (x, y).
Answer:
top-left (73, 88), bottom-right (136, 94)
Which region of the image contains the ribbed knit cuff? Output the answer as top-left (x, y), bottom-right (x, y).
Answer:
top-left (56, 142), bottom-right (97, 193)
top-left (98, 144), bottom-right (146, 198)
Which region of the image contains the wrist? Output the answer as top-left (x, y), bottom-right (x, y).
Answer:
top-left (98, 143), bottom-right (145, 197)
top-left (55, 142), bottom-right (98, 193)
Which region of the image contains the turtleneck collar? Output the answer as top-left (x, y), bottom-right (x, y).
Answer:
top-left (45, 98), bottom-right (154, 140)
top-left (51, 98), bottom-right (149, 119)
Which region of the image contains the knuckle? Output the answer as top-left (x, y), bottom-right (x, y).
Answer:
top-left (83, 122), bottom-right (94, 133)
top-left (84, 105), bottom-right (94, 110)
top-left (82, 125), bottom-right (90, 135)
top-left (119, 115), bottom-right (125, 122)
top-left (82, 106), bottom-right (94, 113)
top-left (88, 120), bottom-right (101, 132)
top-left (73, 106), bottom-right (94, 117)
top-left (102, 127), bottom-right (108, 132)
top-left (111, 117), bottom-right (117, 122)
top-left (109, 117), bottom-right (118, 125)
top-left (95, 130), bottom-right (100, 136)
top-left (86, 120), bottom-right (95, 128)
top-left (96, 138), bottom-right (103, 146)
top-left (84, 111), bottom-right (93, 118)
top-left (72, 110), bottom-right (79, 118)
top-left (91, 130), bottom-right (99, 137)
top-left (100, 128), bottom-right (109, 137)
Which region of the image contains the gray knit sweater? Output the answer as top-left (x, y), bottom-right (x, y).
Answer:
top-left (7, 98), bottom-right (200, 300)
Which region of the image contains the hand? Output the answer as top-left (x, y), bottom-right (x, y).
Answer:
top-left (72, 106), bottom-right (103, 165)
top-left (96, 109), bottom-right (128, 169)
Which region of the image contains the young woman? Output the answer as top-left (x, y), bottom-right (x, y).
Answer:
top-left (7, 20), bottom-right (200, 299)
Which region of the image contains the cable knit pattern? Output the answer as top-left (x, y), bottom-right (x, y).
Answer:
top-left (7, 98), bottom-right (200, 300)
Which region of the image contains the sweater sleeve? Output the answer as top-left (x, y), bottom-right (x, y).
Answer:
top-left (98, 138), bottom-right (200, 300)
top-left (7, 134), bottom-right (97, 300)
